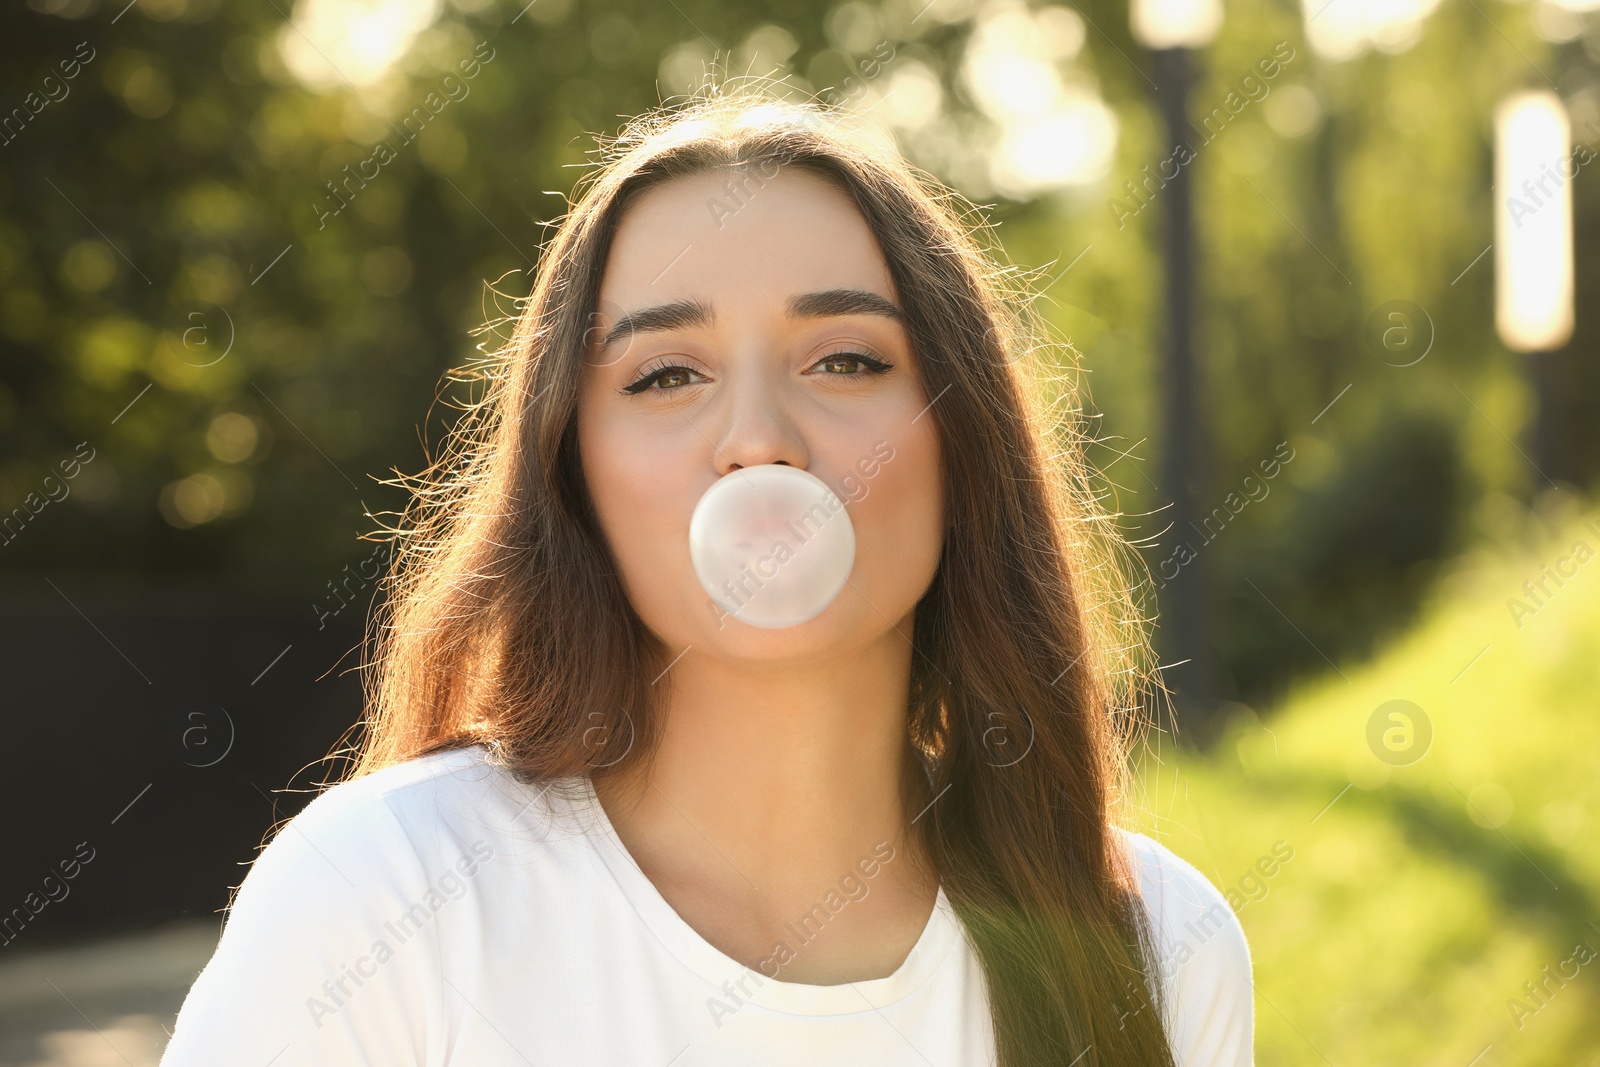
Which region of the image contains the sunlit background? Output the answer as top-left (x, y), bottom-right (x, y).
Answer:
top-left (1, 0), bottom-right (1598, 1063)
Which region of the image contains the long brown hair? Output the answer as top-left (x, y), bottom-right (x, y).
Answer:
top-left (344, 87), bottom-right (1175, 1067)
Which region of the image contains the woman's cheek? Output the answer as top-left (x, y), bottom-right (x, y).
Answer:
top-left (851, 428), bottom-right (942, 597)
top-left (579, 426), bottom-right (665, 603)
top-left (614, 468), bottom-right (694, 603)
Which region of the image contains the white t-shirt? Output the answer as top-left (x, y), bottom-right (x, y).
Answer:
top-left (160, 744), bottom-right (1253, 1066)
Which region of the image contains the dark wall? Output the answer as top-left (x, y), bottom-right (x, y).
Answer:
top-left (0, 576), bottom-right (366, 950)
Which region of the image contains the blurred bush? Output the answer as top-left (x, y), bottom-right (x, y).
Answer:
top-left (0, 0), bottom-right (1596, 709)
top-left (1139, 491), bottom-right (1600, 1065)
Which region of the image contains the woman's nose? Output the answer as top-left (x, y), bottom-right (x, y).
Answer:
top-left (711, 367), bottom-right (810, 476)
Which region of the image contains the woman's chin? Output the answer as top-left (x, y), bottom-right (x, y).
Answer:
top-left (672, 591), bottom-right (872, 660)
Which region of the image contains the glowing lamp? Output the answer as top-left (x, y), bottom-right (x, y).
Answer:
top-left (1495, 90), bottom-right (1575, 352)
top-left (1130, 0), bottom-right (1223, 50)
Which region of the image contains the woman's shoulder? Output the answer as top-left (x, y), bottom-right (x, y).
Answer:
top-left (283, 742), bottom-right (526, 821)
top-left (219, 743), bottom-right (591, 935)
top-left (1114, 829), bottom-right (1248, 951)
top-left (267, 744), bottom-right (579, 863)
top-left (1112, 827), bottom-right (1256, 1067)
top-left (161, 745), bottom-right (585, 1064)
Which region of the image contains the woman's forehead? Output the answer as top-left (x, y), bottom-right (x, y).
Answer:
top-left (596, 167), bottom-right (896, 314)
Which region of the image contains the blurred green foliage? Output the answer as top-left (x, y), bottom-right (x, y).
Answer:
top-left (0, 0), bottom-right (1596, 709)
top-left (1137, 491), bottom-right (1600, 1065)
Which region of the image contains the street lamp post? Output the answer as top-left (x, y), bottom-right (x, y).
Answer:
top-left (1131, 0), bottom-right (1223, 745)
top-left (1494, 90), bottom-right (1575, 487)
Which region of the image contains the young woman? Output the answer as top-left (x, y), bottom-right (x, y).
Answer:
top-left (161, 92), bottom-right (1253, 1067)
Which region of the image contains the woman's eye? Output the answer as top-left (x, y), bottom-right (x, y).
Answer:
top-left (622, 352), bottom-right (893, 395)
top-left (622, 365), bottom-right (705, 394)
top-left (813, 352), bottom-right (894, 377)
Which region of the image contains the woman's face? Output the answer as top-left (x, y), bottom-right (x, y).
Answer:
top-left (575, 165), bottom-right (945, 662)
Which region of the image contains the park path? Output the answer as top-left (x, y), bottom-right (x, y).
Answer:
top-left (0, 921), bottom-right (218, 1066)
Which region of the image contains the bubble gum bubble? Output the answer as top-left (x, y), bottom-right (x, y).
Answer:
top-left (688, 464), bottom-right (855, 629)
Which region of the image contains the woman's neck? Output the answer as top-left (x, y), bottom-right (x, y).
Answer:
top-left (590, 627), bottom-right (941, 983)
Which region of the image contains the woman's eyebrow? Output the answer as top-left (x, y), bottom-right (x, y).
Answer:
top-left (786, 288), bottom-right (906, 324)
top-left (598, 289), bottom-right (906, 350)
top-left (599, 299), bottom-right (713, 350)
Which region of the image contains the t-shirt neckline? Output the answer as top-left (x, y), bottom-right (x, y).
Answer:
top-left (553, 773), bottom-right (961, 1016)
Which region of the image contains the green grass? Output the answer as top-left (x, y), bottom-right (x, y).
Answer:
top-left (1134, 494), bottom-right (1600, 1067)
